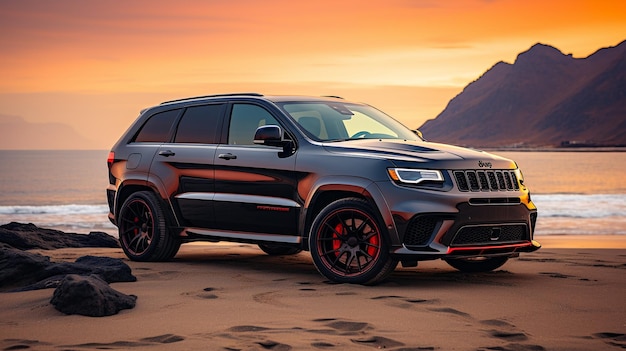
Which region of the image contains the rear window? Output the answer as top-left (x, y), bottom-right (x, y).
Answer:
top-left (134, 109), bottom-right (180, 143)
top-left (174, 104), bottom-right (224, 144)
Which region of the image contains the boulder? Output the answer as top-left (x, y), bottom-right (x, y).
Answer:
top-left (0, 249), bottom-right (136, 291)
top-left (0, 248), bottom-right (53, 289)
top-left (0, 222), bottom-right (119, 250)
top-left (0, 224), bottom-right (138, 317)
top-left (50, 274), bottom-right (137, 317)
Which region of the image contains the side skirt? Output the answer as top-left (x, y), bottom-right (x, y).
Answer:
top-left (180, 227), bottom-right (302, 245)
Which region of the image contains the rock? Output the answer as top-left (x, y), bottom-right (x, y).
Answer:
top-left (0, 249), bottom-right (136, 291)
top-left (42, 255), bottom-right (137, 285)
top-left (0, 224), bottom-right (138, 316)
top-left (50, 274), bottom-right (137, 317)
top-left (74, 256), bottom-right (136, 283)
top-left (0, 222), bottom-right (119, 250)
top-left (0, 248), bottom-right (53, 289)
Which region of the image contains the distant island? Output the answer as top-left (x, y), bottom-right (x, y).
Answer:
top-left (0, 115), bottom-right (98, 150)
top-left (419, 40), bottom-right (626, 149)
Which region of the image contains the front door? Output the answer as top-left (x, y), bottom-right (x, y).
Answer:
top-left (213, 103), bottom-right (299, 235)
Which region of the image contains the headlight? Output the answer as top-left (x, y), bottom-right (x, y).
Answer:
top-left (387, 168), bottom-right (444, 184)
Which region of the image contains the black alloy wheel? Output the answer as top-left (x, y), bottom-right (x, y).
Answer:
top-left (118, 191), bottom-right (180, 261)
top-left (309, 198), bottom-right (397, 285)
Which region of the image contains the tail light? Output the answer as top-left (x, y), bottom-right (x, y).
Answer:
top-left (107, 151), bottom-right (115, 168)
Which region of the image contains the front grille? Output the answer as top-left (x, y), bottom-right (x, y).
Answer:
top-left (451, 225), bottom-right (527, 246)
top-left (454, 170), bottom-right (519, 192)
top-left (403, 216), bottom-right (439, 246)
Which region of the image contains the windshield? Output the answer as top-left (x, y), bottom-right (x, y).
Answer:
top-left (278, 102), bottom-right (420, 142)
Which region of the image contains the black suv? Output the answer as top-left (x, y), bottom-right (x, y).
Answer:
top-left (107, 93), bottom-right (539, 284)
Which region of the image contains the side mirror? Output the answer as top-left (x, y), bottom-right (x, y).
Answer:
top-left (254, 125), bottom-right (295, 158)
top-left (254, 125), bottom-right (284, 147)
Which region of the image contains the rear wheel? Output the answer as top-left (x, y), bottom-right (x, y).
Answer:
top-left (308, 198), bottom-right (397, 285)
top-left (258, 243), bottom-right (302, 256)
top-left (444, 256), bottom-right (509, 273)
top-left (118, 191), bottom-right (181, 261)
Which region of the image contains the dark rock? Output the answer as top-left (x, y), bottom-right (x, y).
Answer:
top-left (0, 222), bottom-right (119, 250)
top-left (74, 256), bottom-right (136, 283)
top-left (0, 249), bottom-right (136, 291)
top-left (50, 274), bottom-right (137, 317)
top-left (0, 224), bottom-right (137, 316)
top-left (0, 248), bottom-right (53, 289)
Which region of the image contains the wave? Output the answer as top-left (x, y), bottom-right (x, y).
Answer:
top-left (0, 204), bottom-right (116, 235)
top-left (532, 194), bottom-right (626, 219)
top-left (0, 204), bottom-right (108, 215)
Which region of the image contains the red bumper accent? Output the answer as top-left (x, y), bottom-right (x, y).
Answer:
top-left (447, 240), bottom-right (541, 256)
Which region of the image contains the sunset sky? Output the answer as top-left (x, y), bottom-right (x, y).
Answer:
top-left (0, 0), bottom-right (624, 149)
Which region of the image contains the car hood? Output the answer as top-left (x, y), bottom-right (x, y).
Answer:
top-left (321, 139), bottom-right (516, 169)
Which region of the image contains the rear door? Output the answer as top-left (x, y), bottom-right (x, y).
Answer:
top-left (213, 103), bottom-right (299, 236)
top-left (151, 103), bottom-right (225, 228)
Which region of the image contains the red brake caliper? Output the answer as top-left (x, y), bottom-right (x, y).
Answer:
top-left (134, 217), bottom-right (139, 235)
top-left (332, 223), bottom-right (343, 256)
top-left (334, 222), bottom-right (379, 257)
top-left (367, 231), bottom-right (379, 257)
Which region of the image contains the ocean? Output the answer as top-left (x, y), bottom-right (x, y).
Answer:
top-left (0, 149), bottom-right (625, 236)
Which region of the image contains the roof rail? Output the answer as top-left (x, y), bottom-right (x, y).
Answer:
top-left (322, 95), bottom-right (344, 99)
top-left (160, 93), bottom-right (264, 105)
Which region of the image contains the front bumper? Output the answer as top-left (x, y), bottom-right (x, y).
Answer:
top-left (373, 180), bottom-right (539, 261)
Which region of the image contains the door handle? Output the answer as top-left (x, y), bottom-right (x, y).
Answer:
top-left (158, 150), bottom-right (175, 157)
top-left (218, 153), bottom-right (237, 160)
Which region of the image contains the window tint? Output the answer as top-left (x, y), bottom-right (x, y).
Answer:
top-left (134, 109), bottom-right (180, 143)
top-left (174, 104), bottom-right (224, 144)
top-left (228, 104), bottom-right (280, 145)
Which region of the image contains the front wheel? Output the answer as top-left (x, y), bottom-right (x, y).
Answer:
top-left (118, 191), bottom-right (181, 261)
top-left (444, 256), bottom-right (509, 273)
top-left (308, 198), bottom-right (397, 285)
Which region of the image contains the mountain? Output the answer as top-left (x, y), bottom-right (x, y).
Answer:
top-left (0, 115), bottom-right (98, 149)
top-left (419, 40), bottom-right (626, 148)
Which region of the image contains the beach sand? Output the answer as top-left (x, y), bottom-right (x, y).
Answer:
top-left (1, 236), bottom-right (625, 351)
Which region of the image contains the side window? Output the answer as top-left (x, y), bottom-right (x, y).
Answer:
top-left (228, 104), bottom-right (280, 145)
top-left (174, 104), bottom-right (224, 144)
top-left (134, 109), bottom-right (180, 143)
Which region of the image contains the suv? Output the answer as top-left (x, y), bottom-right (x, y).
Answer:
top-left (107, 93), bottom-right (539, 284)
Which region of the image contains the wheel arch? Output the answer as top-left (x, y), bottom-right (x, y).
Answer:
top-left (114, 180), bottom-right (179, 231)
top-left (300, 177), bottom-right (396, 250)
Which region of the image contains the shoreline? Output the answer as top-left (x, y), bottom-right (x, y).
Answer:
top-left (476, 147), bottom-right (626, 152)
top-left (535, 234), bottom-right (626, 248)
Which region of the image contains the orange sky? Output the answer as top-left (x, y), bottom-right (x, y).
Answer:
top-left (0, 0), bottom-right (624, 149)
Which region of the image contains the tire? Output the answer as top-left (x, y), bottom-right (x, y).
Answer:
top-left (444, 256), bottom-right (509, 273)
top-left (308, 198), bottom-right (397, 285)
top-left (118, 191), bottom-right (181, 261)
top-left (258, 243), bottom-right (302, 256)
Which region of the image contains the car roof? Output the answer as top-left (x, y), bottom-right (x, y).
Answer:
top-left (159, 93), bottom-right (352, 106)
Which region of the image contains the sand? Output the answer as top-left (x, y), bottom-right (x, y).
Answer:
top-left (1, 236), bottom-right (625, 351)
